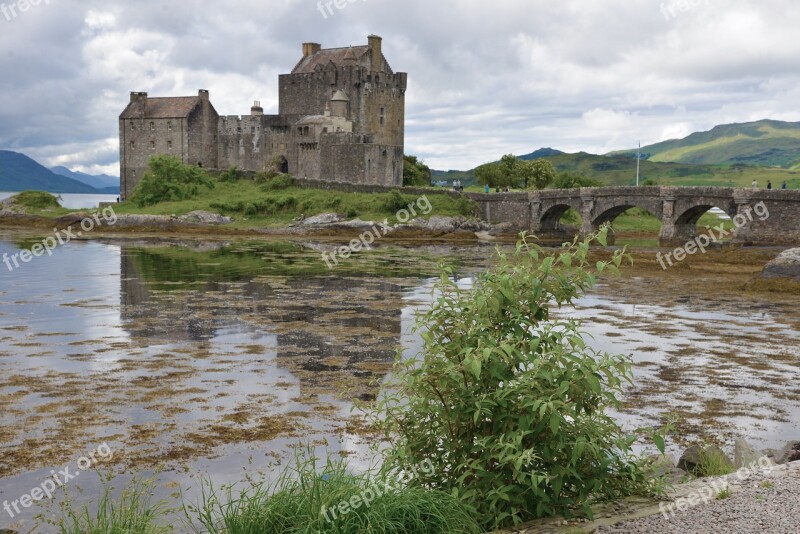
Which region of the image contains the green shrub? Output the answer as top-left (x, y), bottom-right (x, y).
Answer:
top-left (185, 449), bottom-right (481, 534)
top-left (370, 229), bottom-right (660, 529)
top-left (219, 166), bottom-right (242, 182)
top-left (260, 174), bottom-right (293, 191)
top-left (131, 155), bottom-right (214, 207)
top-left (382, 190), bottom-right (411, 213)
top-left (346, 207), bottom-right (359, 218)
top-left (456, 196), bottom-right (478, 217)
top-left (12, 190), bottom-right (61, 209)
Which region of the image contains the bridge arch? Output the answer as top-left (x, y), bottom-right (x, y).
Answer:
top-left (540, 204), bottom-right (581, 232)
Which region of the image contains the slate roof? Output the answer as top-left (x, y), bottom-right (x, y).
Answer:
top-left (120, 96), bottom-right (201, 119)
top-left (291, 46), bottom-right (370, 74)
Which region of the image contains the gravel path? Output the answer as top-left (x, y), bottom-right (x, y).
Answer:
top-left (595, 461), bottom-right (800, 534)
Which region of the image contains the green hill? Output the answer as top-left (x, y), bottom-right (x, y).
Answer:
top-left (432, 149), bottom-right (800, 189)
top-left (0, 150), bottom-right (101, 193)
top-left (611, 119), bottom-right (800, 168)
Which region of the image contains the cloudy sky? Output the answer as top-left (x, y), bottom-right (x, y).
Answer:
top-left (1, 0), bottom-right (799, 175)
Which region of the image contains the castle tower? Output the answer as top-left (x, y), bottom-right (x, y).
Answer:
top-left (330, 90), bottom-right (349, 118)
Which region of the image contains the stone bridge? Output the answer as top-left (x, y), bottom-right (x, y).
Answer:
top-left (468, 187), bottom-right (800, 246)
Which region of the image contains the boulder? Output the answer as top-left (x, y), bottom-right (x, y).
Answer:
top-left (298, 213), bottom-right (343, 226)
top-left (677, 445), bottom-right (734, 476)
top-left (760, 248), bottom-right (800, 281)
top-left (425, 216), bottom-right (462, 233)
top-left (734, 437), bottom-right (761, 469)
top-left (179, 210), bottom-right (232, 225)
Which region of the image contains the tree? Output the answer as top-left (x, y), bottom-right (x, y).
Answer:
top-left (403, 155), bottom-right (432, 187)
top-left (474, 162), bottom-right (506, 188)
top-left (517, 158), bottom-right (556, 190)
top-left (370, 229), bottom-right (662, 530)
top-left (499, 154), bottom-right (520, 181)
top-left (131, 155), bottom-right (215, 207)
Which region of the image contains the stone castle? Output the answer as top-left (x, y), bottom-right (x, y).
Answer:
top-left (118, 35), bottom-right (406, 199)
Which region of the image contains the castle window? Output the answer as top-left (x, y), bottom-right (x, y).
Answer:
top-left (150, 122), bottom-right (155, 131)
top-left (130, 141), bottom-right (135, 149)
top-left (322, 127), bottom-right (328, 133)
top-left (150, 140), bottom-right (156, 149)
top-left (130, 122), bottom-right (135, 131)
top-left (167, 121), bottom-right (172, 131)
top-left (380, 107), bottom-right (386, 126)
top-left (167, 140), bottom-right (173, 149)
top-left (298, 127), bottom-right (303, 136)
top-left (304, 127), bottom-right (310, 136)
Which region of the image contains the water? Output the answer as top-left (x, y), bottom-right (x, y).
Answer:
top-left (0, 192), bottom-right (118, 210)
top-left (0, 234), bottom-right (798, 529)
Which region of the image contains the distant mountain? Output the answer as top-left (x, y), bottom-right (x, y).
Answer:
top-left (0, 151), bottom-right (100, 194)
top-left (610, 119), bottom-right (800, 168)
top-left (51, 166), bottom-right (119, 192)
top-left (519, 147), bottom-right (565, 160)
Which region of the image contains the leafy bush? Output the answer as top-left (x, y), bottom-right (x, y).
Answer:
top-left (12, 190), bottom-right (61, 209)
top-left (186, 449), bottom-right (481, 534)
top-left (219, 166), bottom-right (242, 182)
top-left (553, 173), bottom-right (603, 189)
top-left (260, 174), bottom-right (293, 191)
top-left (131, 155), bottom-right (214, 207)
top-left (456, 196), bottom-right (478, 217)
top-left (382, 190), bottom-right (411, 213)
top-left (370, 229), bottom-right (659, 529)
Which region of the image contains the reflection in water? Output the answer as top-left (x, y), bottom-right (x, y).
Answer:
top-left (0, 234), bottom-right (798, 529)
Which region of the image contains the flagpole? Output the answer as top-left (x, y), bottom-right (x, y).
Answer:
top-left (636, 141), bottom-right (641, 186)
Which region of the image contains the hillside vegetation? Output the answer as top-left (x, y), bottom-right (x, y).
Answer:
top-left (611, 119), bottom-right (800, 168)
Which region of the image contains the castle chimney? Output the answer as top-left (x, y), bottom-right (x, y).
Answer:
top-left (368, 35), bottom-right (383, 72)
top-left (130, 91), bottom-right (147, 103)
top-left (251, 100), bottom-right (264, 116)
top-left (198, 89), bottom-right (209, 101)
top-left (302, 42), bottom-right (322, 57)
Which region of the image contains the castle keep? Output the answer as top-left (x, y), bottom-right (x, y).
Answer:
top-left (118, 35), bottom-right (406, 199)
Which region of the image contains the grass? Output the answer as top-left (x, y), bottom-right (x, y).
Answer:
top-left (9, 190), bottom-right (62, 210)
top-left (57, 476), bottom-right (172, 534)
top-left (54, 452), bottom-right (480, 534)
top-left (185, 451), bottom-right (481, 534)
top-left (112, 178), bottom-right (477, 228)
top-left (715, 488), bottom-right (732, 500)
top-left (694, 448), bottom-right (736, 478)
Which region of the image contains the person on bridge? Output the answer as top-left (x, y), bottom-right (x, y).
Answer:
top-left (485, 184), bottom-right (490, 194)
top-left (751, 180), bottom-right (758, 189)
top-left (767, 180), bottom-right (773, 190)
top-left (782, 181), bottom-right (788, 190)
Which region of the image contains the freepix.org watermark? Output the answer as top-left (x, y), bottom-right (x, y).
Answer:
top-left (660, 0), bottom-right (710, 21)
top-left (321, 459), bottom-right (434, 523)
top-left (1, 0), bottom-right (51, 23)
top-left (317, 0), bottom-right (367, 20)
top-left (3, 443), bottom-right (114, 519)
top-left (322, 195), bottom-right (433, 269)
top-left (659, 456), bottom-right (774, 520)
top-left (657, 201), bottom-right (769, 270)
top-left (2, 206), bottom-right (117, 273)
